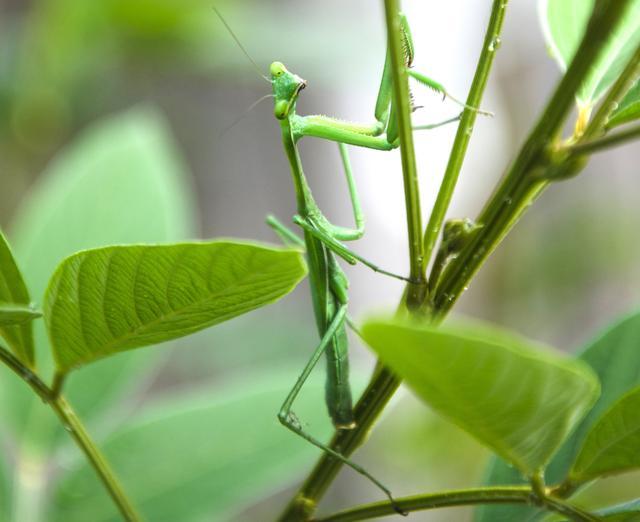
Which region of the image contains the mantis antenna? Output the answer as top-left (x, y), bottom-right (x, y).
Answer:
top-left (218, 93), bottom-right (275, 138)
top-left (212, 6), bottom-right (271, 83)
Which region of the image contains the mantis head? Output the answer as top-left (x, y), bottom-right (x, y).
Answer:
top-left (270, 61), bottom-right (307, 120)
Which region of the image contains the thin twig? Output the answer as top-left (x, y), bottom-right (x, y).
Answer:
top-left (422, 0), bottom-right (508, 278)
top-left (0, 345), bottom-right (141, 521)
top-left (568, 121), bottom-right (640, 156)
top-left (313, 486), bottom-right (599, 522)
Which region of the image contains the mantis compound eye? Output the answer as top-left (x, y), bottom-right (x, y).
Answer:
top-left (270, 61), bottom-right (286, 78)
top-left (274, 100), bottom-right (288, 119)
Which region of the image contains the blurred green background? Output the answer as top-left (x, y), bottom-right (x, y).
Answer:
top-left (1, 1), bottom-right (639, 521)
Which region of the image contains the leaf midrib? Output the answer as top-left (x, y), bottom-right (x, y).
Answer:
top-left (54, 250), bottom-right (298, 366)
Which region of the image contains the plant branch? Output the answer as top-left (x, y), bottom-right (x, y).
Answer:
top-left (0, 345), bottom-right (141, 522)
top-left (568, 121), bottom-right (640, 155)
top-left (431, 0), bottom-right (635, 314)
top-left (422, 0), bottom-right (508, 276)
top-left (312, 486), bottom-right (598, 522)
top-left (384, 0), bottom-right (426, 309)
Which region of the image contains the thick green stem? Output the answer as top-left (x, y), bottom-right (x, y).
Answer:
top-left (0, 345), bottom-right (141, 522)
top-left (313, 486), bottom-right (597, 522)
top-left (422, 0), bottom-right (508, 275)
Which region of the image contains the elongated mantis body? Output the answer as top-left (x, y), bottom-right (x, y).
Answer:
top-left (215, 7), bottom-right (488, 505)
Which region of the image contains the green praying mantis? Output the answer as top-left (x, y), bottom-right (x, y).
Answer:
top-left (215, 7), bottom-right (489, 506)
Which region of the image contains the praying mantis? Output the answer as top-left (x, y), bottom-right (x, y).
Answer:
top-left (215, 7), bottom-right (487, 505)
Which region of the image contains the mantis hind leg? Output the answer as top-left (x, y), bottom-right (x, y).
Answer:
top-left (277, 304), bottom-right (403, 510)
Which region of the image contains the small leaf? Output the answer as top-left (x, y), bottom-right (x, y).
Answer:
top-left (607, 79), bottom-right (640, 128)
top-left (51, 374), bottom-right (332, 522)
top-left (570, 385), bottom-right (640, 481)
top-left (361, 317), bottom-right (600, 476)
top-left (0, 303), bottom-right (41, 326)
top-left (539, 0), bottom-right (640, 105)
top-left (0, 230), bottom-right (36, 366)
top-left (44, 242), bottom-right (306, 373)
top-left (476, 310), bottom-right (640, 522)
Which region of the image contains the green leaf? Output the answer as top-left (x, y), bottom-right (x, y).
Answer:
top-left (361, 317), bottom-right (600, 476)
top-left (51, 373), bottom-right (333, 522)
top-left (539, 0), bottom-right (640, 105)
top-left (607, 79), bottom-right (640, 128)
top-left (1, 107), bottom-right (197, 446)
top-left (0, 230), bottom-right (36, 366)
top-left (45, 242), bottom-right (306, 373)
top-left (570, 385), bottom-right (640, 481)
top-left (0, 303), bottom-right (41, 326)
top-left (476, 310), bottom-right (640, 522)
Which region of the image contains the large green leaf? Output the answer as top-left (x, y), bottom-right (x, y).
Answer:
top-left (361, 318), bottom-right (599, 476)
top-left (0, 304), bottom-right (41, 326)
top-left (476, 310), bottom-right (640, 522)
top-left (45, 242), bottom-right (306, 373)
top-left (570, 385), bottom-right (640, 482)
top-left (539, 0), bottom-right (640, 105)
top-left (2, 107), bottom-right (197, 444)
top-left (607, 79), bottom-right (640, 128)
top-left (51, 373), bottom-right (333, 522)
top-left (0, 230), bottom-right (36, 366)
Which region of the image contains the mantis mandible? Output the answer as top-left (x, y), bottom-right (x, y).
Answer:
top-left (215, 7), bottom-right (488, 506)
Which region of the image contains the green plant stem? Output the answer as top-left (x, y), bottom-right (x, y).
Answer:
top-left (49, 397), bottom-right (141, 521)
top-left (422, 0), bottom-right (508, 276)
top-left (312, 486), bottom-right (598, 522)
top-left (0, 345), bottom-right (141, 522)
top-left (384, 0), bottom-right (425, 309)
top-left (568, 121), bottom-right (640, 155)
top-left (432, 0), bottom-right (635, 314)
